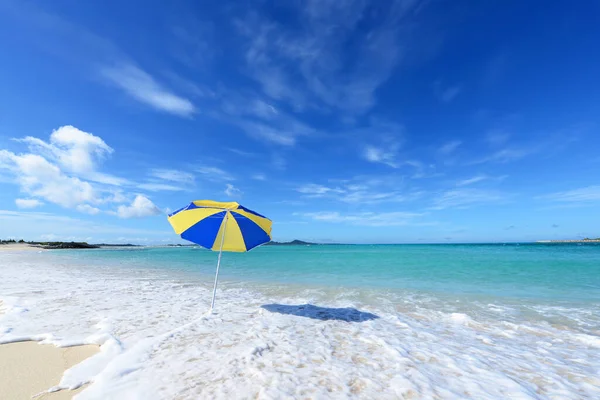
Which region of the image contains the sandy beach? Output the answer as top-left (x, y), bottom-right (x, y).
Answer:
top-left (0, 243), bottom-right (44, 252)
top-left (0, 299), bottom-right (98, 399)
top-left (0, 341), bottom-right (98, 400)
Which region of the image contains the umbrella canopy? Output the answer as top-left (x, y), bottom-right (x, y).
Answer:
top-left (167, 200), bottom-right (272, 311)
top-left (168, 200), bottom-right (272, 251)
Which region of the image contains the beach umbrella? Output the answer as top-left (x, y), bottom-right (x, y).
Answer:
top-left (167, 200), bottom-right (272, 311)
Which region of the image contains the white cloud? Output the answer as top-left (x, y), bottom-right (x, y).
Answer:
top-left (439, 140), bottom-right (462, 155)
top-left (76, 204), bottom-right (101, 215)
top-left (252, 173), bottom-right (266, 181)
top-left (101, 64), bottom-right (195, 117)
top-left (431, 188), bottom-right (505, 210)
top-left (2, 126), bottom-right (177, 218)
top-left (19, 125), bottom-right (113, 174)
top-left (15, 198), bottom-right (44, 209)
top-left (540, 186), bottom-right (600, 203)
top-left (150, 169), bottom-right (195, 184)
top-left (2, 152), bottom-right (98, 208)
top-left (224, 184), bottom-right (242, 198)
top-left (300, 211), bottom-right (425, 227)
top-left (116, 195), bottom-right (161, 218)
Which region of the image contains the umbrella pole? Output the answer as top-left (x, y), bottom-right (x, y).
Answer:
top-left (210, 212), bottom-right (228, 312)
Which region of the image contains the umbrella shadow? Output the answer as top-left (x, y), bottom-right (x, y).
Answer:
top-left (261, 304), bottom-right (379, 322)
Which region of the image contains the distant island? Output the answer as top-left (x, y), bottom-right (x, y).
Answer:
top-left (0, 239), bottom-right (138, 249)
top-left (265, 240), bottom-right (316, 246)
top-left (537, 238), bottom-right (600, 243)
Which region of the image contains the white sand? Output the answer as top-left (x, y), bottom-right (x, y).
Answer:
top-left (0, 341), bottom-right (98, 400)
top-left (0, 243), bottom-right (43, 252)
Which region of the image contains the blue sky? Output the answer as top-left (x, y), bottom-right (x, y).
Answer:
top-left (1, 0), bottom-right (599, 244)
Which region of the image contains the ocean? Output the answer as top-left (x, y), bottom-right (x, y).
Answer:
top-left (1, 244), bottom-right (599, 399)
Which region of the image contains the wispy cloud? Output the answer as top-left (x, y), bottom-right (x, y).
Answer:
top-left (297, 184), bottom-right (345, 196)
top-left (299, 211), bottom-right (427, 227)
top-left (430, 188), bottom-right (506, 210)
top-left (363, 142), bottom-right (401, 168)
top-left (150, 169), bottom-right (195, 184)
top-left (228, 148), bottom-right (257, 157)
top-left (296, 176), bottom-right (422, 205)
top-left (101, 64), bottom-right (195, 117)
top-left (540, 186), bottom-right (600, 204)
top-left (224, 183), bottom-right (242, 198)
top-left (472, 147), bottom-right (534, 164)
top-left (456, 175), bottom-right (489, 186)
top-left (137, 183), bottom-right (187, 192)
top-left (455, 174), bottom-right (507, 186)
top-left (234, 0), bottom-right (430, 114)
top-left (354, 119), bottom-right (404, 168)
top-left (485, 129), bottom-right (511, 147)
top-left (439, 140), bottom-right (462, 155)
top-left (473, 126), bottom-right (581, 166)
top-left (238, 121), bottom-right (297, 146)
top-left (195, 166), bottom-right (234, 182)
top-left (137, 168), bottom-right (197, 192)
top-left (2, 3), bottom-right (196, 119)
top-left (433, 81), bottom-right (461, 102)
top-left (271, 153), bottom-right (287, 171)
top-left (218, 96), bottom-right (314, 146)
top-left (456, 174), bottom-right (496, 187)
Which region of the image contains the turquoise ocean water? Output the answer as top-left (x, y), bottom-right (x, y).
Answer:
top-left (56, 243), bottom-right (600, 303)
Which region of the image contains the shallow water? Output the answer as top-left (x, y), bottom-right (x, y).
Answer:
top-left (1, 244), bottom-right (599, 399)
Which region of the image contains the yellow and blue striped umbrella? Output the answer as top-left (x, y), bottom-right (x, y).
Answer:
top-left (168, 200), bottom-right (272, 252)
top-left (167, 200), bottom-right (272, 311)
